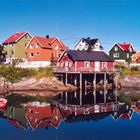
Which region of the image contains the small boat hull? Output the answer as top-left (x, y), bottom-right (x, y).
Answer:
top-left (0, 98), bottom-right (7, 109)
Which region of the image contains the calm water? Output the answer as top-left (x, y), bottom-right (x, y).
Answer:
top-left (0, 89), bottom-right (140, 140)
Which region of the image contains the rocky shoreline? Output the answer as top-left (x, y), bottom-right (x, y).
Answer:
top-left (117, 75), bottom-right (140, 89)
top-left (0, 77), bottom-right (77, 95)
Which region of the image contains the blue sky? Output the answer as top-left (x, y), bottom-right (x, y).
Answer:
top-left (1, 0), bottom-right (140, 52)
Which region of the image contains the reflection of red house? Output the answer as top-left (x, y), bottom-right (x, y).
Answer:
top-left (25, 103), bottom-right (62, 130)
top-left (59, 103), bottom-right (117, 121)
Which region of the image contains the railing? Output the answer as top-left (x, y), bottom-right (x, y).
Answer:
top-left (53, 66), bottom-right (115, 73)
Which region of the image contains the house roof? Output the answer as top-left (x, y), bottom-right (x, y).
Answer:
top-left (3, 32), bottom-right (28, 44)
top-left (34, 36), bottom-right (66, 50)
top-left (117, 43), bottom-right (136, 54)
top-left (65, 50), bottom-right (113, 62)
top-left (35, 36), bottom-right (55, 49)
top-left (81, 38), bottom-right (103, 49)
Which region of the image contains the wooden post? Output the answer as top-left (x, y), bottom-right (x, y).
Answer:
top-left (93, 72), bottom-right (96, 89)
top-left (74, 75), bottom-right (77, 86)
top-left (85, 79), bottom-right (87, 87)
top-left (104, 89), bottom-right (107, 104)
top-left (65, 92), bottom-right (68, 105)
top-left (74, 91), bottom-right (77, 98)
top-left (80, 72), bottom-right (82, 89)
top-left (93, 89), bottom-right (96, 105)
top-left (80, 89), bottom-right (82, 106)
top-left (65, 72), bottom-right (68, 85)
top-left (104, 72), bottom-right (107, 89)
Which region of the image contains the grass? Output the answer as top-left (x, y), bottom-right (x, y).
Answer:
top-left (34, 67), bottom-right (54, 79)
top-left (0, 66), bottom-right (54, 83)
top-left (116, 65), bottom-right (140, 78)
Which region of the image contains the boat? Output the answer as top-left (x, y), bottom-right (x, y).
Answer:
top-left (0, 98), bottom-right (7, 109)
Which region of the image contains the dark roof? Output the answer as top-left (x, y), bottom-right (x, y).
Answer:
top-left (82, 38), bottom-right (103, 49)
top-left (66, 50), bottom-right (113, 62)
top-left (65, 113), bottom-right (110, 123)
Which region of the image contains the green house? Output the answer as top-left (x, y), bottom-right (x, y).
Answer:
top-left (109, 43), bottom-right (136, 64)
top-left (2, 32), bottom-right (32, 64)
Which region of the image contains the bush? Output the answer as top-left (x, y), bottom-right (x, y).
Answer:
top-left (0, 66), bottom-right (35, 83)
top-left (34, 67), bottom-right (54, 79)
top-left (131, 66), bottom-right (139, 71)
top-left (0, 66), bottom-right (54, 83)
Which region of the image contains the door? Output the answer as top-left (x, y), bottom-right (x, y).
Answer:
top-left (95, 61), bottom-right (100, 71)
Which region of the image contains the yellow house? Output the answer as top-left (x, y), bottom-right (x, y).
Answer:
top-left (2, 32), bottom-right (32, 64)
top-left (131, 52), bottom-right (140, 63)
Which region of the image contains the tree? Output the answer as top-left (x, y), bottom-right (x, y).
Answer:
top-left (0, 44), bottom-right (6, 64)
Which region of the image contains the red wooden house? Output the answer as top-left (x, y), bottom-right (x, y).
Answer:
top-left (57, 50), bottom-right (114, 73)
top-left (25, 35), bottom-right (67, 67)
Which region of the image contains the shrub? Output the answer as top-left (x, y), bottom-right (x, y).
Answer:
top-left (0, 66), bottom-right (35, 83)
top-left (0, 66), bottom-right (54, 83)
top-left (34, 67), bottom-right (54, 79)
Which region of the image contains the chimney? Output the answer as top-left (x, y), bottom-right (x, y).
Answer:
top-left (46, 35), bottom-right (49, 38)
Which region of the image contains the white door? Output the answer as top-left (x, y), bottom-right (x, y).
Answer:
top-left (65, 61), bottom-right (68, 71)
top-left (95, 62), bottom-right (100, 71)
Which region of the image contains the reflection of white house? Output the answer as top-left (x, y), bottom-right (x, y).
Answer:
top-left (75, 37), bottom-right (103, 51)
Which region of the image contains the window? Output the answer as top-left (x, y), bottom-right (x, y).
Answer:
top-left (114, 46), bottom-right (118, 51)
top-left (25, 34), bottom-right (28, 39)
top-left (30, 44), bottom-right (33, 49)
top-left (30, 53), bottom-right (34, 57)
top-left (69, 61), bottom-right (73, 67)
top-left (113, 53), bottom-right (119, 58)
top-left (129, 47), bottom-right (132, 52)
top-left (102, 62), bottom-right (107, 70)
top-left (82, 40), bottom-right (85, 43)
top-left (54, 45), bottom-right (58, 50)
top-left (84, 61), bottom-right (90, 68)
top-left (11, 50), bottom-right (14, 55)
top-left (127, 53), bottom-right (129, 58)
top-left (36, 43), bottom-right (39, 48)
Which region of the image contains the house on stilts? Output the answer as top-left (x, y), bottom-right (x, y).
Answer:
top-left (54, 37), bottom-right (115, 89)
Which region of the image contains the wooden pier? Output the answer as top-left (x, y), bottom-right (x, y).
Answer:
top-left (53, 66), bottom-right (116, 89)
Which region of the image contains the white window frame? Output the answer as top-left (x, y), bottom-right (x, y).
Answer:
top-left (127, 53), bottom-right (129, 58)
top-left (102, 62), bottom-right (107, 70)
top-left (84, 61), bottom-right (90, 68)
top-left (114, 46), bottom-right (118, 51)
top-left (30, 53), bottom-right (34, 57)
top-left (113, 53), bottom-right (119, 58)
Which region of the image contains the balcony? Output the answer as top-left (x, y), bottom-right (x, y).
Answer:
top-left (53, 66), bottom-right (115, 73)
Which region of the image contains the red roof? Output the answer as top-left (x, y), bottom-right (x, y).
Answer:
top-left (3, 32), bottom-right (27, 44)
top-left (35, 36), bottom-right (55, 49)
top-left (117, 43), bottom-right (136, 54)
top-left (34, 36), bottom-right (67, 50)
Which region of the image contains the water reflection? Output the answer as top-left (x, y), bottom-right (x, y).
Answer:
top-left (0, 89), bottom-right (133, 131)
